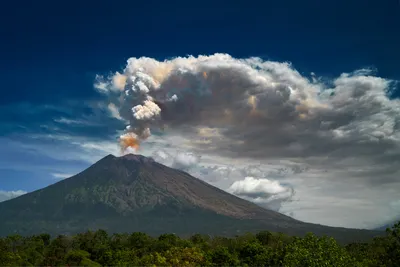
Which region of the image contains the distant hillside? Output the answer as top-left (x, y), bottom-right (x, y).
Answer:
top-left (375, 220), bottom-right (399, 231)
top-left (0, 154), bottom-right (382, 243)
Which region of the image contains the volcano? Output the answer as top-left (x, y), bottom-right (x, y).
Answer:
top-left (0, 154), bottom-right (381, 243)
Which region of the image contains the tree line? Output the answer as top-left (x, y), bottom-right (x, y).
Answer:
top-left (0, 222), bottom-right (399, 267)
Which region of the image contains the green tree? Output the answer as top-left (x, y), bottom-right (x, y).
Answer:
top-left (110, 233), bottom-right (129, 250)
top-left (256, 231), bottom-right (273, 246)
top-left (190, 233), bottom-right (211, 252)
top-left (71, 229), bottom-right (111, 262)
top-left (39, 233), bottom-right (51, 246)
top-left (283, 233), bottom-right (356, 267)
top-left (140, 251), bottom-right (168, 266)
top-left (65, 249), bottom-right (101, 267)
top-left (208, 246), bottom-right (240, 266)
top-left (239, 241), bottom-right (273, 267)
top-left (0, 237), bottom-right (22, 267)
top-left (380, 221), bottom-right (400, 267)
top-left (160, 246), bottom-right (207, 266)
top-left (41, 234), bottom-right (72, 266)
top-left (128, 232), bottom-right (153, 249)
top-left (154, 233), bottom-right (191, 253)
top-left (17, 235), bottom-right (46, 266)
top-left (0, 235), bottom-right (23, 266)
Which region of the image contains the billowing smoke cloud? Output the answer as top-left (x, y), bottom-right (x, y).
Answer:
top-left (119, 132), bottom-right (141, 153)
top-left (0, 190), bottom-right (27, 202)
top-left (95, 54), bottom-right (399, 165)
top-left (228, 177), bottom-right (294, 210)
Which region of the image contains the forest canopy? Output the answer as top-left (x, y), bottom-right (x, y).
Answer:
top-left (1, 221), bottom-right (399, 267)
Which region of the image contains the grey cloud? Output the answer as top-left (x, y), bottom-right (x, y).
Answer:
top-left (390, 200), bottom-right (400, 211)
top-left (96, 54), bottom-right (398, 163)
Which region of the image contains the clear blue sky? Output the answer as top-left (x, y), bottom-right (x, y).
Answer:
top-left (0, 0), bottom-right (399, 225)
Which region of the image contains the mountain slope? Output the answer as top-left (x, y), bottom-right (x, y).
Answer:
top-left (0, 154), bottom-right (381, 243)
top-left (375, 219), bottom-right (400, 231)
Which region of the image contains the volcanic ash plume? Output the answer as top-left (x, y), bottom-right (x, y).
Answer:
top-left (119, 133), bottom-right (140, 153)
top-left (95, 53), bottom-right (399, 159)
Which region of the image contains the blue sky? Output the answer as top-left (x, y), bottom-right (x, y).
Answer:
top-left (1, 0), bottom-right (399, 228)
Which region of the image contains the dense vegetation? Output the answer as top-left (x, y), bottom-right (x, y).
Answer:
top-left (1, 222), bottom-right (399, 267)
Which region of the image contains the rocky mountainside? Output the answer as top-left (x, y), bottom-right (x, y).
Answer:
top-left (0, 154), bottom-right (382, 243)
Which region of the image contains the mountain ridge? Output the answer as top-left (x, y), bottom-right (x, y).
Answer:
top-left (0, 153), bottom-right (382, 243)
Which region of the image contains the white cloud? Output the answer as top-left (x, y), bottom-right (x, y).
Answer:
top-left (228, 177), bottom-right (294, 210)
top-left (107, 103), bottom-right (123, 120)
top-left (54, 118), bottom-right (89, 125)
top-left (171, 151), bottom-right (201, 171)
top-left (94, 75), bottom-right (109, 92)
top-left (51, 173), bottom-right (74, 179)
top-left (0, 190), bottom-right (27, 202)
top-left (228, 176), bottom-right (291, 198)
